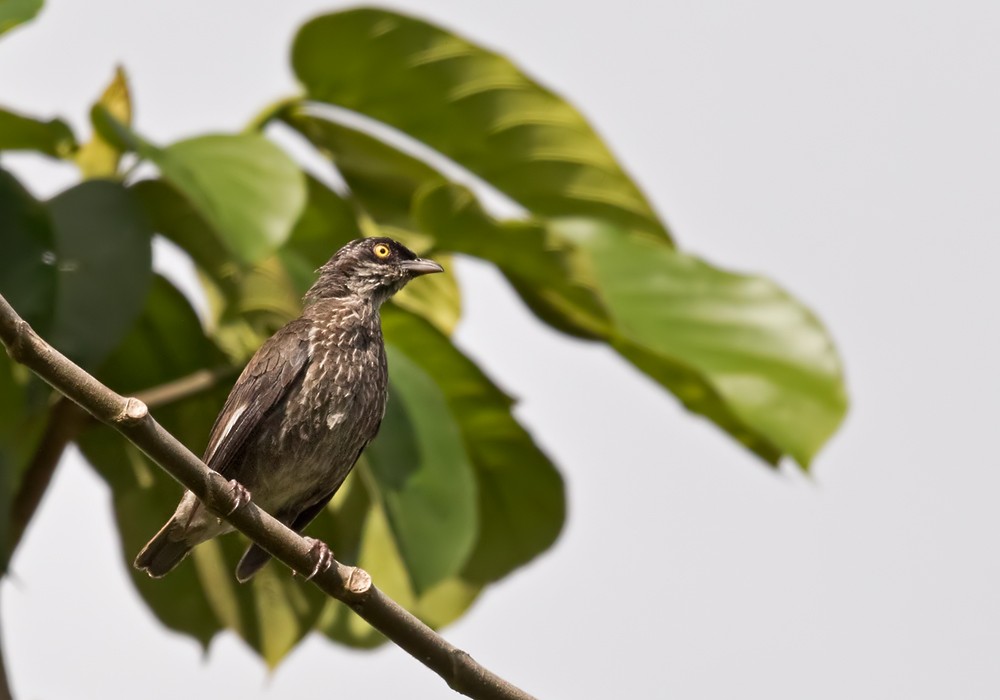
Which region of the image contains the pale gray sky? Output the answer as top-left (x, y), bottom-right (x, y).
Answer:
top-left (3, 1), bottom-right (1000, 698)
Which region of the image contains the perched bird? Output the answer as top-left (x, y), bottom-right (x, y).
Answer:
top-left (134, 237), bottom-right (443, 582)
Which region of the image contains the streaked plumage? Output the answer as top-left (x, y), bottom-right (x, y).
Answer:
top-left (134, 237), bottom-right (443, 582)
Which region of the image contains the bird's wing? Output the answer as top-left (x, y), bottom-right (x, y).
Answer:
top-left (202, 317), bottom-right (312, 476)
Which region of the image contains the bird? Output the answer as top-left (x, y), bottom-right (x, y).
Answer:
top-left (134, 237), bottom-right (443, 582)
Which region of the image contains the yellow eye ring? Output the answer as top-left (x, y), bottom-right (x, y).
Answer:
top-left (373, 243), bottom-right (391, 259)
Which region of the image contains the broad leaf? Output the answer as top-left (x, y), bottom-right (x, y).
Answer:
top-left (381, 306), bottom-right (565, 582)
top-left (100, 117), bottom-right (307, 264)
top-left (284, 173), bottom-right (363, 266)
top-left (133, 177), bottom-right (302, 360)
top-left (292, 8), bottom-right (670, 240)
top-left (366, 348), bottom-right (478, 594)
top-left (75, 67), bottom-right (131, 178)
top-left (77, 277), bottom-right (327, 661)
top-left (413, 182), bottom-right (844, 465)
top-left (0, 107), bottom-right (76, 157)
top-left (150, 134), bottom-right (306, 264)
top-left (45, 180), bottom-right (152, 369)
top-left (561, 220), bottom-right (848, 467)
top-left (0, 0), bottom-right (42, 38)
top-left (280, 112), bottom-right (444, 228)
top-left (316, 470), bottom-right (482, 648)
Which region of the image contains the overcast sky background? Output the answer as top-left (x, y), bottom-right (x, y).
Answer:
top-left (3, 1), bottom-right (1000, 698)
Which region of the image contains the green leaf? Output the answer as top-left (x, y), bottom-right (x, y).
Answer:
top-left (45, 180), bottom-right (153, 369)
top-left (365, 347), bottom-right (478, 594)
top-left (382, 306), bottom-right (565, 582)
top-left (0, 0), bottom-right (42, 38)
top-left (316, 473), bottom-right (482, 648)
top-left (0, 107), bottom-right (76, 157)
top-left (389, 252), bottom-right (461, 335)
top-left (131, 179), bottom-right (233, 283)
top-left (133, 177), bottom-right (303, 359)
top-left (562, 220), bottom-right (848, 467)
top-left (412, 182), bottom-right (844, 465)
top-left (77, 277), bottom-right (326, 660)
top-left (414, 181), bottom-right (612, 339)
top-left (105, 116), bottom-right (306, 265)
top-left (75, 67), bottom-right (132, 178)
top-left (0, 168), bottom-right (56, 334)
top-left (149, 134), bottom-right (306, 264)
top-left (281, 112), bottom-right (444, 228)
top-left (284, 173), bottom-right (364, 267)
top-left (292, 8), bottom-right (670, 240)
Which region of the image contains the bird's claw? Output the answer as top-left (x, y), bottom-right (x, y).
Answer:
top-left (225, 479), bottom-right (252, 515)
top-left (295, 537), bottom-right (334, 581)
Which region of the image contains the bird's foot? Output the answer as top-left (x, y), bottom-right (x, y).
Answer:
top-left (295, 537), bottom-right (334, 581)
top-left (224, 479), bottom-right (252, 515)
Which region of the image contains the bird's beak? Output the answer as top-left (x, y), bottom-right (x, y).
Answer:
top-left (400, 258), bottom-right (444, 276)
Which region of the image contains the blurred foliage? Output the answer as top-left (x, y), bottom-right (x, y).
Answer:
top-left (0, 5), bottom-right (847, 666)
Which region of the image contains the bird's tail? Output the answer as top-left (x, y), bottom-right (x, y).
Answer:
top-left (134, 518), bottom-right (193, 578)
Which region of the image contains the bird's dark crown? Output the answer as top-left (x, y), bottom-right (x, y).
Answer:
top-left (304, 237), bottom-right (442, 306)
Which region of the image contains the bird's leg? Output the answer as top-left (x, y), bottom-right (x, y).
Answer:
top-left (296, 537), bottom-right (334, 581)
top-left (224, 479), bottom-right (252, 515)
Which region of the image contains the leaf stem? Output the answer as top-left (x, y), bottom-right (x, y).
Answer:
top-left (0, 292), bottom-right (537, 700)
top-left (244, 95), bottom-right (304, 133)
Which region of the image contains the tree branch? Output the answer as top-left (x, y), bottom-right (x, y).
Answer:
top-left (0, 293), bottom-right (536, 700)
top-left (8, 365), bottom-right (238, 555)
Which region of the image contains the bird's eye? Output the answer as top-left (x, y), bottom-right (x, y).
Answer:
top-left (373, 243), bottom-right (391, 259)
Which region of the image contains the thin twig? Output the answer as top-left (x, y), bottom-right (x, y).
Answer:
top-left (134, 366), bottom-right (236, 409)
top-left (9, 398), bottom-right (88, 551)
top-left (0, 293), bottom-right (537, 700)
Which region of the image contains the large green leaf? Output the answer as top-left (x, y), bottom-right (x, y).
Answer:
top-left (292, 8), bottom-right (670, 241)
top-left (0, 107), bottom-right (76, 157)
top-left (280, 111), bottom-right (444, 228)
top-left (77, 277), bottom-right (327, 662)
top-left (133, 177), bottom-right (303, 360)
top-left (99, 115), bottom-right (307, 265)
top-left (0, 168), bottom-right (56, 334)
top-left (365, 347), bottom-right (478, 594)
top-left (382, 306), bottom-right (565, 582)
top-left (412, 182), bottom-right (843, 465)
top-left (284, 173), bottom-right (364, 266)
top-left (45, 180), bottom-right (152, 369)
top-left (561, 220), bottom-right (848, 467)
top-left (150, 134), bottom-right (306, 264)
top-left (318, 478), bottom-right (483, 648)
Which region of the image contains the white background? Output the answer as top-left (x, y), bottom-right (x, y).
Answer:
top-left (3, 1), bottom-right (1000, 698)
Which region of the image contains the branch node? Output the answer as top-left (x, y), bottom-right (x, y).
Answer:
top-left (6, 318), bottom-right (36, 363)
top-left (117, 397), bottom-right (149, 426)
top-left (345, 566), bottom-right (372, 596)
top-left (449, 649), bottom-right (476, 692)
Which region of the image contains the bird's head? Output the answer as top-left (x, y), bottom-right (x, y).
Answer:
top-left (304, 237), bottom-right (443, 306)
